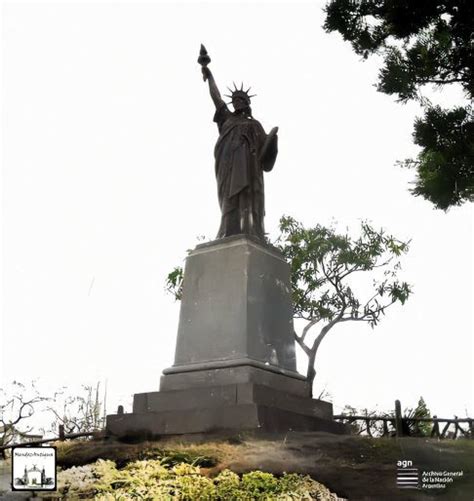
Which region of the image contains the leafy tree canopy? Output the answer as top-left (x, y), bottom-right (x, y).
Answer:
top-left (277, 216), bottom-right (411, 326)
top-left (276, 216), bottom-right (411, 390)
top-left (324, 0), bottom-right (474, 210)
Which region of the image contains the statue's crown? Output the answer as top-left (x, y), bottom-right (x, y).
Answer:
top-left (225, 82), bottom-right (256, 104)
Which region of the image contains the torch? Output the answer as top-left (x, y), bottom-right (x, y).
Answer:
top-left (198, 44), bottom-right (211, 81)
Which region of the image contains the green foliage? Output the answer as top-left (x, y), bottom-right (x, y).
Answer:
top-left (403, 396), bottom-right (432, 437)
top-left (52, 458), bottom-right (339, 500)
top-left (413, 396), bottom-right (432, 436)
top-left (166, 266), bottom-right (184, 301)
top-left (341, 397), bottom-right (433, 437)
top-left (324, 0), bottom-right (474, 209)
top-left (241, 471), bottom-right (280, 498)
top-left (405, 106), bottom-right (474, 210)
top-left (276, 216), bottom-right (410, 388)
top-left (136, 448), bottom-right (216, 468)
top-left (213, 469), bottom-right (241, 499)
top-left (277, 216), bottom-right (411, 326)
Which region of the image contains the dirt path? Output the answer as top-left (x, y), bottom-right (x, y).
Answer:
top-left (224, 432), bottom-right (474, 500)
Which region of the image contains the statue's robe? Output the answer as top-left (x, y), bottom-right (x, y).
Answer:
top-left (213, 103), bottom-right (276, 239)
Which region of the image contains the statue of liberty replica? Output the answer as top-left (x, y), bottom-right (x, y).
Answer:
top-left (106, 46), bottom-right (345, 439)
top-left (199, 45), bottom-right (279, 239)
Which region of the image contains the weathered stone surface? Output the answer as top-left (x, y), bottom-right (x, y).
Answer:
top-left (133, 383), bottom-right (332, 420)
top-left (159, 365), bottom-right (309, 396)
top-left (107, 403), bottom-right (347, 438)
top-left (108, 404), bottom-right (260, 437)
top-left (166, 236), bottom-right (297, 375)
top-left (133, 385), bottom-right (238, 413)
top-left (240, 384), bottom-right (333, 419)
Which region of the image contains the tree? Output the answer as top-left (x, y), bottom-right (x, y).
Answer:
top-left (276, 216), bottom-right (411, 393)
top-left (166, 266), bottom-right (184, 301)
top-left (0, 381), bottom-right (49, 458)
top-left (324, 0), bottom-right (474, 210)
top-left (166, 217), bottom-right (411, 396)
top-left (341, 405), bottom-right (385, 436)
top-left (403, 396), bottom-right (432, 436)
top-left (0, 381), bottom-right (107, 457)
top-left (44, 383), bottom-right (107, 436)
top-left (341, 396), bottom-right (432, 437)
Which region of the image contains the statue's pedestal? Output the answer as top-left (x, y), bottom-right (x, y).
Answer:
top-left (107, 236), bottom-right (347, 437)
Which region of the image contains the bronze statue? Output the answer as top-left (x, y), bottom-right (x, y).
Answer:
top-left (198, 45), bottom-right (278, 240)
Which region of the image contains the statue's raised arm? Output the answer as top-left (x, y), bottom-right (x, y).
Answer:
top-left (198, 44), bottom-right (225, 110)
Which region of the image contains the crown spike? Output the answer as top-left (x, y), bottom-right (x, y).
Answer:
top-left (240, 82), bottom-right (244, 91)
top-left (233, 81), bottom-right (238, 90)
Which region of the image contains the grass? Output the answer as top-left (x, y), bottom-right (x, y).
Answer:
top-left (55, 437), bottom-right (244, 470)
top-left (51, 432), bottom-right (474, 500)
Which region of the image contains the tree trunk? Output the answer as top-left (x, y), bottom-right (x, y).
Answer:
top-left (303, 315), bottom-right (344, 397)
top-left (306, 353), bottom-right (317, 397)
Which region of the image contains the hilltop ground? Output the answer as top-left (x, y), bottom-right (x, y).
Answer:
top-left (38, 431), bottom-right (474, 500)
top-left (1, 431), bottom-right (473, 500)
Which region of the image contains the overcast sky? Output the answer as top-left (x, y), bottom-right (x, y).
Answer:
top-left (2, 1), bottom-right (472, 425)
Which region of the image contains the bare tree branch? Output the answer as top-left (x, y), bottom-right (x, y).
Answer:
top-left (294, 331), bottom-right (311, 356)
top-left (301, 318), bottom-right (321, 343)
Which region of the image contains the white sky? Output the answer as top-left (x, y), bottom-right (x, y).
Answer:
top-left (1, 1), bottom-right (473, 427)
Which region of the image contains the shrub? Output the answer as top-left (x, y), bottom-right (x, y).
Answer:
top-left (241, 471), bottom-right (280, 498)
top-left (50, 458), bottom-right (340, 500)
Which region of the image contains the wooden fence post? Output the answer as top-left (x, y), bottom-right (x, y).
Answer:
top-left (395, 400), bottom-right (403, 438)
top-left (58, 425), bottom-right (65, 441)
top-left (440, 421), bottom-right (451, 438)
top-left (365, 418), bottom-right (373, 437)
top-left (431, 415), bottom-right (440, 438)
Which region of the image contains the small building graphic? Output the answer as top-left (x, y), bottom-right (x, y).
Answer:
top-left (18, 464), bottom-right (46, 487)
top-left (12, 446), bottom-right (56, 491)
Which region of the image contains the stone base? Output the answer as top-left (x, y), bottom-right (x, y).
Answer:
top-left (107, 405), bottom-right (346, 438)
top-left (106, 372), bottom-right (347, 438)
top-left (159, 365), bottom-right (310, 396)
top-left (170, 236), bottom-right (298, 373)
top-left (106, 237), bottom-right (347, 438)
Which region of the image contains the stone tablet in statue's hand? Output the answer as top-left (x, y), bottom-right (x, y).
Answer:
top-left (269, 126), bottom-right (279, 136)
top-left (260, 127), bottom-right (279, 172)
